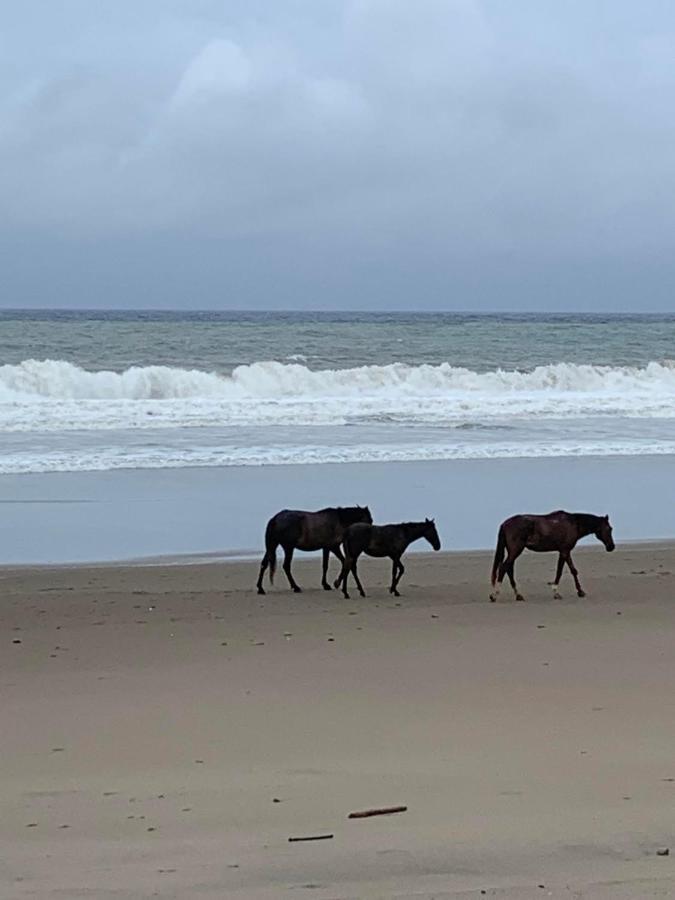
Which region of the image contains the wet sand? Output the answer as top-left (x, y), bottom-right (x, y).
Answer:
top-left (1, 545), bottom-right (674, 898)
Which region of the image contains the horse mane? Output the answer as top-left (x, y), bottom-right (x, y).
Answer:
top-left (335, 505), bottom-right (369, 523)
top-left (572, 512), bottom-right (603, 531)
top-left (548, 511), bottom-right (603, 531)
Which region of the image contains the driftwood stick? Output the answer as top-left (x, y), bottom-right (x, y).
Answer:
top-left (348, 805), bottom-right (408, 819)
top-left (288, 834), bottom-right (334, 842)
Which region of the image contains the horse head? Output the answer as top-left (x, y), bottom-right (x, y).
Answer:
top-left (424, 517), bottom-right (441, 551)
top-left (355, 504), bottom-right (373, 525)
top-left (595, 514), bottom-right (615, 552)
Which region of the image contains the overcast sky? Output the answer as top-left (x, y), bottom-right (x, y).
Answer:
top-left (2, 0), bottom-right (675, 311)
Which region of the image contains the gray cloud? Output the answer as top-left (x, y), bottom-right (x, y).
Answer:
top-left (2, 1), bottom-right (675, 309)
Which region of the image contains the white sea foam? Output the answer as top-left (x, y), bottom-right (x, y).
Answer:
top-left (2, 438), bottom-right (675, 475)
top-left (1, 358), bottom-right (675, 434)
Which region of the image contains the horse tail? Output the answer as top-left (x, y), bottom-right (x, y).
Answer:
top-left (265, 520), bottom-right (277, 585)
top-left (491, 524), bottom-right (506, 586)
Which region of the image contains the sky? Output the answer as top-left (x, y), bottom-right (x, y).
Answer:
top-left (2, 0), bottom-right (675, 311)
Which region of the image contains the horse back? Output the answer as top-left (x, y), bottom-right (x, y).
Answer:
top-left (344, 522), bottom-right (405, 557)
top-left (502, 511), bottom-right (577, 551)
top-left (273, 508), bottom-right (349, 550)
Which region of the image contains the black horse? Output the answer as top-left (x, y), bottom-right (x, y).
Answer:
top-left (336, 518), bottom-right (441, 599)
top-left (257, 506), bottom-right (373, 595)
top-left (490, 510), bottom-right (615, 602)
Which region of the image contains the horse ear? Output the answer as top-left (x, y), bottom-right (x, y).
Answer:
top-left (604, 514), bottom-right (609, 521)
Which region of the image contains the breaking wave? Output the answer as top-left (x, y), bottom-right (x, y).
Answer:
top-left (1, 358), bottom-right (675, 433)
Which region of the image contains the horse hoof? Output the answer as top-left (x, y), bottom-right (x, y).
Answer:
top-left (552, 591), bottom-right (562, 600)
top-left (322, 583), bottom-right (332, 591)
top-left (516, 594), bottom-right (525, 602)
top-left (293, 587), bottom-right (302, 594)
top-left (343, 593), bottom-right (350, 600)
top-left (577, 589), bottom-right (586, 598)
top-left (333, 579), bottom-right (341, 589)
top-left (393, 590), bottom-right (400, 597)
top-left (359, 591), bottom-right (366, 598)
top-left (257, 588), bottom-right (266, 596)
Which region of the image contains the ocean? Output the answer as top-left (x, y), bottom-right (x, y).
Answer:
top-left (2, 310), bottom-right (675, 476)
top-left (3, 309), bottom-right (675, 564)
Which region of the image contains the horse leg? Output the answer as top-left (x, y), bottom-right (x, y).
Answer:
top-left (351, 554), bottom-right (366, 598)
top-left (491, 543), bottom-right (520, 601)
top-left (256, 552), bottom-right (269, 595)
top-left (282, 546), bottom-right (302, 593)
top-left (548, 553), bottom-right (565, 599)
top-left (497, 550), bottom-right (524, 601)
top-left (507, 559), bottom-right (525, 601)
top-left (339, 554), bottom-right (352, 599)
top-left (390, 558), bottom-right (404, 596)
top-left (321, 548), bottom-right (332, 590)
top-left (329, 545), bottom-right (344, 589)
top-left (565, 552), bottom-right (585, 597)
top-left (389, 559), bottom-right (398, 594)
top-left (396, 560), bottom-right (405, 594)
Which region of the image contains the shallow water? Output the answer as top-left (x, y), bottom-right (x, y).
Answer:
top-left (1, 455), bottom-right (674, 564)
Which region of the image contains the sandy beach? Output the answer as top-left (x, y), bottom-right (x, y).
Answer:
top-left (2, 544), bottom-right (674, 899)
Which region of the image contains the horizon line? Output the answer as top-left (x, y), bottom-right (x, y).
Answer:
top-left (1, 307), bottom-right (672, 316)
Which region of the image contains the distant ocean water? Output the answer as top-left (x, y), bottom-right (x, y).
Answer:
top-left (2, 310), bottom-right (675, 475)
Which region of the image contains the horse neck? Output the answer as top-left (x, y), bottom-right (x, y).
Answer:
top-left (402, 522), bottom-right (428, 546)
top-left (573, 513), bottom-right (601, 537)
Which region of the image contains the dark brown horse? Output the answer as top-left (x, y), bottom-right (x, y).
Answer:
top-left (257, 505), bottom-right (373, 595)
top-left (336, 519), bottom-right (441, 599)
top-left (490, 510), bottom-right (615, 602)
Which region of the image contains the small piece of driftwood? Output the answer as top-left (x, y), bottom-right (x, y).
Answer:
top-left (288, 834), bottom-right (334, 842)
top-left (348, 805), bottom-right (408, 819)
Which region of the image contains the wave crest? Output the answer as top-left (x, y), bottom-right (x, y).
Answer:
top-left (1, 358), bottom-right (675, 434)
top-left (2, 357), bottom-right (675, 401)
